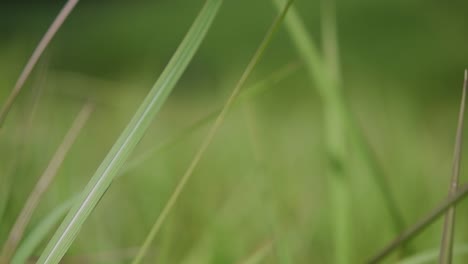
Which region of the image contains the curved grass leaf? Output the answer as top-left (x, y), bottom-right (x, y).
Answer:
top-left (36, 1), bottom-right (223, 263)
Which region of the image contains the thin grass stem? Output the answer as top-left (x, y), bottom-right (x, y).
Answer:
top-left (0, 0), bottom-right (79, 127)
top-left (439, 69), bottom-right (468, 263)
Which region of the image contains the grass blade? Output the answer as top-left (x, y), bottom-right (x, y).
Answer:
top-left (0, 102), bottom-right (93, 263)
top-left (130, 1), bottom-right (295, 263)
top-left (36, 1), bottom-right (223, 263)
top-left (0, 0), bottom-right (79, 127)
top-left (439, 69), bottom-right (468, 263)
top-left (11, 199), bottom-right (74, 264)
top-left (368, 182), bottom-right (468, 263)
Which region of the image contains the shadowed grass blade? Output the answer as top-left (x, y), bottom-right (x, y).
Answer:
top-left (36, 1), bottom-right (223, 263)
top-left (0, 0), bottom-right (79, 127)
top-left (130, 1), bottom-right (295, 263)
top-left (439, 69), bottom-right (468, 263)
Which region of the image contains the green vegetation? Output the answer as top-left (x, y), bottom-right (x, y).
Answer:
top-left (1, 0), bottom-right (468, 263)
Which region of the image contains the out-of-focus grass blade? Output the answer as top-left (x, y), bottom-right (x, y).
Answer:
top-left (130, 1), bottom-right (294, 263)
top-left (11, 199), bottom-right (74, 264)
top-left (0, 0), bottom-right (79, 127)
top-left (439, 69), bottom-right (468, 263)
top-left (368, 182), bottom-right (468, 263)
top-left (36, 1), bottom-right (223, 263)
top-left (272, 1), bottom-right (406, 261)
top-left (1, 102), bottom-right (93, 263)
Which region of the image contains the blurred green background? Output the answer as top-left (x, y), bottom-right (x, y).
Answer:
top-left (1, 0), bottom-right (468, 263)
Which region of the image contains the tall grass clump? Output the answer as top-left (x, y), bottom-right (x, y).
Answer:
top-left (35, 0), bottom-right (223, 263)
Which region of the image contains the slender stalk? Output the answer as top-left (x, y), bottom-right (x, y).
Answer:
top-left (368, 182), bottom-right (468, 263)
top-left (0, 0), bottom-right (79, 127)
top-left (131, 1), bottom-right (295, 263)
top-left (0, 103), bottom-right (93, 264)
top-left (36, 1), bottom-right (223, 263)
top-left (439, 69), bottom-right (468, 263)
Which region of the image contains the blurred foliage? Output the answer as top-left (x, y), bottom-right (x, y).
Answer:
top-left (1, 0), bottom-right (468, 263)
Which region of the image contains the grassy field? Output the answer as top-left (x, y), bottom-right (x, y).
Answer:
top-left (1, 0), bottom-right (468, 263)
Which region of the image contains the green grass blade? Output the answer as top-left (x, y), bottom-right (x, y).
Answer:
top-left (439, 69), bottom-right (468, 263)
top-left (11, 198), bottom-right (74, 264)
top-left (0, 0), bottom-right (78, 127)
top-left (368, 182), bottom-right (468, 263)
top-left (130, 1), bottom-right (295, 263)
top-left (36, 1), bottom-right (223, 263)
